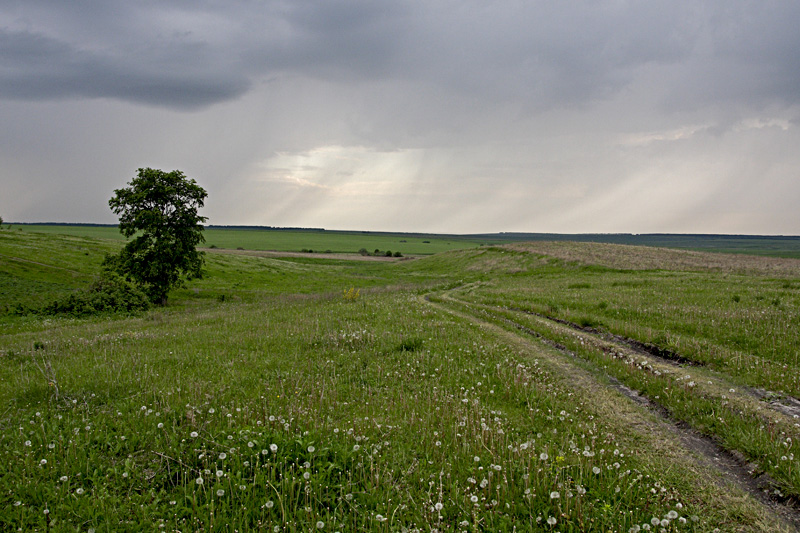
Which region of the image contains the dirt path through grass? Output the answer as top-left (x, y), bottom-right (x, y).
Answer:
top-left (425, 291), bottom-right (800, 531)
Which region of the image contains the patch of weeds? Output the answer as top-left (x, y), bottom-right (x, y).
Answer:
top-left (731, 294), bottom-right (741, 303)
top-left (568, 282), bottom-right (591, 289)
top-left (577, 316), bottom-right (602, 329)
top-left (3, 350), bottom-right (28, 364)
top-left (343, 287), bottom-right (360, 301)
top-left (395, 336), bottom-right (423, 352)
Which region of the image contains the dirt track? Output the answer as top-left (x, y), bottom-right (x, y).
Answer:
top-left (427, 290), bottom-right (800, 532)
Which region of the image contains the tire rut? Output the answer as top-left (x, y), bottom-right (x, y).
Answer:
top-left (429, 293), bottom-right (800, 531)
top-left (506, 305), bottom-right (800, 420)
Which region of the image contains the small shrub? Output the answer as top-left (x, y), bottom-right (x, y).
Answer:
top-left (358, 248), bottom-right (369, 256)
top-left (40, 273), bottom-right (151, 317)
top-left (384, 250), bottom-right (393, 257)
top-left (343, 287), bottom-right (360, 301)
top-left (393, 251), bottom-right (403, 257)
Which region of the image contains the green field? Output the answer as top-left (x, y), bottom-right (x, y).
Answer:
top-left (2, 229), bottom-right (800, 531)
top-left (13, 224), bottom-right (800, 258)
top-left (11, 224), bottom-right (490, 256)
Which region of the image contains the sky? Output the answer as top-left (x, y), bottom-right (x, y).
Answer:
top-left (2, 1), bottom-right (799, 235)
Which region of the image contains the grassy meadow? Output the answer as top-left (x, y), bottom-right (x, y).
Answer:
top-left (2, 228), bottom-right (800, 531)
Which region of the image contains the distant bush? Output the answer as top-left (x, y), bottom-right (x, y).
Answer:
top-left (393, 251), bottom-right (403, 257)
top-left (384, 250), bottom-right (393, 257)
top-left (358, 248), bottom-right (369, 256)
top-left (37, 273), bottom-right (151, 317)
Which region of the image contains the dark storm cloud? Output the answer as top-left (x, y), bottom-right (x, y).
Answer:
top-left (0, 28), bottom-right (249, 109)
top-left (3, 1), bottom-right (800, 112)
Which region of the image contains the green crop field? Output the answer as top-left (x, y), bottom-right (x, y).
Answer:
top-left (12, 224), bottom-right (490, 256)
top-left (2, 229), bottom-right (800, 531)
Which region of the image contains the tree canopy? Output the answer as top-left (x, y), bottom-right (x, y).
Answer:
top-left (108, 168), bottom-right (207, 304)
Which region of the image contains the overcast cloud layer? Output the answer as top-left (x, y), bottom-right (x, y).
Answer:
top-left (2, 1), bottom-right (799, 234)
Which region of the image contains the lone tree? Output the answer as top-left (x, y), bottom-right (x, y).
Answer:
top-left (108, 168), bottom-right (207, 304)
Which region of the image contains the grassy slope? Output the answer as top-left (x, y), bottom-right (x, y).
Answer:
top-left (1, 231), bottom-right (799, 531)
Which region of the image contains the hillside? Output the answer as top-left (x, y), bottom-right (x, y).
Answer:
top-left (1, 231), bottom-right (799, 531)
